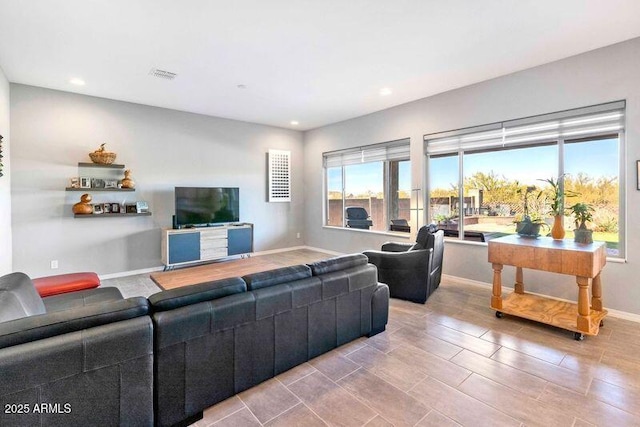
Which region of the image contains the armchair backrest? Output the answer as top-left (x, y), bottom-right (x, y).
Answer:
top-left (410, 224), bottom-right (439, 251)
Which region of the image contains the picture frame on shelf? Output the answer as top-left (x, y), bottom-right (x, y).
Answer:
top-left (125, 204), bottom-right (137, 214)
top-left (136, 201), bottom-right (149, 213)
top-left (69, 177), bottom-right (80, 188)
top-left (105, 179), bottom-right (118, 189)
top-left (103, 203), bottom-right (111, 214)
top-left (111, 203), bottom-right (120, 213)
top-left (91, 178), bottom-right (105, 189)
top-left (93, 204), bottom-right (103, 214)
top-left (80, 177), bottom-right (91, 188)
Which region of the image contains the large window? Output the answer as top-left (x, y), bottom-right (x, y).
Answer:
top-left (425, 101), bottom-right (625, 257)
top-left (324, 139), bottom-right (411, 233)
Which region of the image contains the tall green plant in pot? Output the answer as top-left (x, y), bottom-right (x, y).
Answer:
top-left (538, 174), bottom-right (577, 240)
top-left (515, 185), bottom-right (546, 238)
top-left (569, 202), bottom-right (594, 244)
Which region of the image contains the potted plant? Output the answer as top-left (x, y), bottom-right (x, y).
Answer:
top-left (538, 174), bottom-right (577, 240)
top-left (515, 185), bottom-right (546, 238)
top-left (569, 202), bottom-right (594, 244)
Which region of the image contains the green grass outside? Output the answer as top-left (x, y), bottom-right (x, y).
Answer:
top-left (464, 222), bottom-right (619, 249)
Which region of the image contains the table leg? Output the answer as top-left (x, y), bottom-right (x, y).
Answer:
top-left (515, 267), bottom-right (524, 294)
top-left (491, 263), bottom-right (503, 310)
top-left (577, 276), bottom-right (591, 333)
top-left (592, 273), bottom-right (603, 312)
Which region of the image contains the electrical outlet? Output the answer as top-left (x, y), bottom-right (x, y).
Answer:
top-left (296, 232), bottom-right (301, 239)
top-left (50, 260), bottom-right (59, 269)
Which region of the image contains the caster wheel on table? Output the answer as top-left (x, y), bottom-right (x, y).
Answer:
top-left (600, 320), bottom-right (604, 327)
top-left (574, 332), bottom-right (584, 341)
top-left (495, 311), bottom-right (504, 319)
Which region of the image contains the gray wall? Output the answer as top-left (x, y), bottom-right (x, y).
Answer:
top-left (10, 85), bottom-right (305, 277)
top-left (304, 38), bottom-right (640, 315)
top-left (0, 67), bottom-right (10, 275)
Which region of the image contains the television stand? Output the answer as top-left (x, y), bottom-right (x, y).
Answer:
top-left (161, 223), bottom-right (253, 269)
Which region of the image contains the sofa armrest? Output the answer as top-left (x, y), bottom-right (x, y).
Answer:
top-left (380, 242), bottom-right (413, 252)
top-left (364, 248), bottom-right (429, 270)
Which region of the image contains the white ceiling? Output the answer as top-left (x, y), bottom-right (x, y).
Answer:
top-left (1, 1), bottom-right (639, 131)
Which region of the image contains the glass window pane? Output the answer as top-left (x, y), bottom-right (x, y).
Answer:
top-left (462, 145), bottom-right (557, 239)
top-left (564, 138), bottom-right (620, 256)
top-left (389, 160), bottom-right (411, 231)
top-left (344, 162), bottom-right (384, 231)
top-left (326, 167), bottom-right (343, 227)
top-left (429, 154), bottom-right (459, 235)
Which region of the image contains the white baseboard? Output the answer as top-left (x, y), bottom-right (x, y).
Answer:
top-left (99, 266), bottom-right (164, 280)
top-left (443, 274), bottom-right (640, 324)
top-left (301, 246), bottom-right (345, 256)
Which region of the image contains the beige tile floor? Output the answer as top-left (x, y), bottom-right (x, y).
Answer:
top-left (104, 274), bottom-right (640, 427)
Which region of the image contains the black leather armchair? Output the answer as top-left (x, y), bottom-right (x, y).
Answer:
top-left (363, 225), bottom-right (444, 303)
top-left (345, 207), bottom-right (373, 229)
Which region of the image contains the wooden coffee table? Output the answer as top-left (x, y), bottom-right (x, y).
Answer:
top-left (488, 235), bottom-right (607, 340)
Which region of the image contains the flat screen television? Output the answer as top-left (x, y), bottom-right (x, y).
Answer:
top-left (175, 187), bottom-right (239, 227)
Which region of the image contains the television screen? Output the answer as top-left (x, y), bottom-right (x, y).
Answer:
top-left (175, 187), bottom-right (239, 226)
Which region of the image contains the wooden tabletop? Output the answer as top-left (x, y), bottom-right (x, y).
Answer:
top-left (488, 235), bottom-right (606, 278)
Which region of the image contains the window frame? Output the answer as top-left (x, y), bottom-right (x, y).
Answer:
top-left (423, 102), bottom-right (626, 258)
top-left (322, 138), bottom-right (411, 233)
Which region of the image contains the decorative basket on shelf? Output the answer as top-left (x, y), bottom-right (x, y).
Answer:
top-left (89, 143), bottom-right (117, 164)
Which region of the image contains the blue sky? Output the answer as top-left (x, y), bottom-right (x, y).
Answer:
top-left (430, 139), bottom-right (618, 190)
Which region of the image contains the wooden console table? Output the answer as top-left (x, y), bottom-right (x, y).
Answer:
top-left (488, 235), bottom-right (607, 340)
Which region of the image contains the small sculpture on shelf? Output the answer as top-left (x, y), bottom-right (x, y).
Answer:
top-left (72, 193), bottom-right (94, 215)
top-left (121, 169), bottom-right (135, 189)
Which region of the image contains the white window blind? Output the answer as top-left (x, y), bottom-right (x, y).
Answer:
top-left (424, 101), bottom-right (625, 155)
top-left (324, 138), bottom-right (410, 168)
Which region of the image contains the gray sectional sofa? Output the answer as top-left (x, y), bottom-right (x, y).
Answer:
top-left (0, 272), bottom-right (154, 427)
top-left (0, 253), bottom-right (389, 427)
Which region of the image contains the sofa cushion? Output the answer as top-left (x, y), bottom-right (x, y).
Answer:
top-left (243, 265), bottom-right (311, 291)
top-left (149, 277), bottom-right (247, 312)
top-left (308, 254), bottom-right (368, 276)
top-left (0, 297), bottom-right (149, 350)
top-left (0, 272), bottom-right (46, 322)
top-left (43, 287), bottom-right (124, 313)
top-left (32, 272), bottom-right (100, 297)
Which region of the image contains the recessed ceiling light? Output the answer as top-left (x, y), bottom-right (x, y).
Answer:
top-left (379, 87), bottom-right (392, 96)
top-left (237, 84), bottom-right (247, 89)
top-left (290, 121), bottom-right (299, 126)
top-left (69, 78), bottom-right (85, 86)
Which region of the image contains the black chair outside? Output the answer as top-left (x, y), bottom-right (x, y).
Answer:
top-left (345, 206), bottom-right (373, 229)
top-left (363, 225), bottom-right (444, 304)
top-left (390, 219), bottom-right (410, 233)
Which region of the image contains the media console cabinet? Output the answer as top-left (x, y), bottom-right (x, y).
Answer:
top-left (161, 223), bottom-right (253, 269)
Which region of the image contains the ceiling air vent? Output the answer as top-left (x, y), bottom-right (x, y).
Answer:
top-left (149, 68), bottom-right (177, 80)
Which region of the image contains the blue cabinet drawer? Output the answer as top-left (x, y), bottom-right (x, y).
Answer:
top-left (168, 232), bottom-right (200, 264)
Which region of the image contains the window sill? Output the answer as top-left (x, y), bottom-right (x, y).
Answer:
top-left (322, 225), bottom-right (412, 239)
